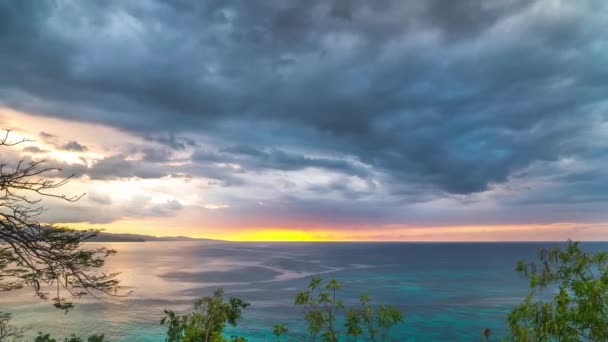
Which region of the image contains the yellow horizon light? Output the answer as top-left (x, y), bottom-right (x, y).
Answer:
top-left (48, 220), bottom-right (608, 242)
top-left (219, 229), bottom-right (332, 242)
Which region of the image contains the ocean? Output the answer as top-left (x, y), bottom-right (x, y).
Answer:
top-left (1, 241), bottom-right (603, 341)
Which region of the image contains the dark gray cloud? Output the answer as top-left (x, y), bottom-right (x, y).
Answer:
top-left (143, 134), bottom-right (198, 150)
top-left (193, 146), bottom-right (369, 177)
top-left (87, 192), bottom-right (113, 206)
top-left (42, 150), bottom-right (246, 187)
top-left (1, 0), bottom-right (607, 223)
top-left (22, 146), bottom-right (47, 153)
top-left (86, 155), bottom-right (167, 180)
top-left (61, 141), bottom-right (87, 152)
top-left (140, 147), bottom-right (173, 163)
top-left (39, 132), bottom-right (56, 140)
top-left (42, 196), bottom-right (185, 224)
top-left (307, 178), bottom-right (377, 200)
top-left (50, 154), bottom-right (173, 180)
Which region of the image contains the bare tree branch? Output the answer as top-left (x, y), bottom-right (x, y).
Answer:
top-left (0, 130), bottom-right (121, 312)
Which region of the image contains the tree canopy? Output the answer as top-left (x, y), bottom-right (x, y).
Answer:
top-left (507, 241), bottom-right (608, 341)
top-left (0, 130), bottom-right (120, 311)
top-left (161, 288), bottom-right (249, 342)
top-left (287, 277), bottom-right (404, 341)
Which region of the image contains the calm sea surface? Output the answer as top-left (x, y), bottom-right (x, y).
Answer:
top-left (2, 241), bottom-right (606, 341)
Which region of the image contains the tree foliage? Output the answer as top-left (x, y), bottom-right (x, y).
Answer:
top-left (161, 289), bottom-right (250, 342)
top-left (289, 277), bottom-right (404, 341)
top-left (507, 241), bottom-right (608, 341)
top-left (272, 323), bottom-right (288, 341)
top-left (345, 294), bottom-right (404, 342)
top-left (0, 130), bottom-right (120, 311)
top-left (34, 332), bottom-right (106, 342)
top-left (0, 312), bottom-right (22, 341)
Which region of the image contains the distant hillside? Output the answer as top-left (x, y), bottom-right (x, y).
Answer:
top-left (86, 232), bottom-right (220, 242)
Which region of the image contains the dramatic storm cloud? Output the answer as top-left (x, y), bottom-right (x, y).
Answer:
top-left (1, 0), bottom-right (607, 240)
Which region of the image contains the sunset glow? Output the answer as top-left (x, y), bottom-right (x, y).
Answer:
top-left (3, 101), bottom-right (608, 242)
top-left (2, 0), bottom-right (607, 242)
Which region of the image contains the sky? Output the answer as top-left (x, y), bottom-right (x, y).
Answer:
top-left (1, 0), bottom-right (607, 241)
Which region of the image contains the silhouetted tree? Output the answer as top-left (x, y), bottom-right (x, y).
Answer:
top-left (0, 130), bottom-right (120, 314)
top-left (0, 312), bottom-right (22, 341)
top-left (34, 332), bottom-right (106, 342)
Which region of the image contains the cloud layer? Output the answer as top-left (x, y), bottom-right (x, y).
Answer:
top-left (1, 0), bottom-right (607, 239)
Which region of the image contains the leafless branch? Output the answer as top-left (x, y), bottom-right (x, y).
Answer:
top-left (0, 130), bottom-right (121, 311)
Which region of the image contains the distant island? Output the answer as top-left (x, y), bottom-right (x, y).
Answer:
top-left (86, 232), bottom-right (221, 242)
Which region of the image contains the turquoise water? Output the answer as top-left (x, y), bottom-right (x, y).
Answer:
top-left (2, 241), bottom-right (604, 341)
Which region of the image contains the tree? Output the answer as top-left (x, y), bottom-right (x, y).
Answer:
top-left (161, 288), bottom-right (250, 342)
top-left (0, 131), bottom-right (120, 311)
top-left (0, 130), bottom-right (120, 312)
top-left (294, 278), bottom-right (343, 341)
top-left (34, 332), bottom-right (106, 342)
top-left (272, 323), bottom-right (288, 341)
top-left (289, 277), bottom-right (404, 342)
top-left (346, 294), bottom-right (404, 342)
top-left (0, 312), bottom-right (22, 341)
top-left (507, 241), bottom-right (608, 341)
